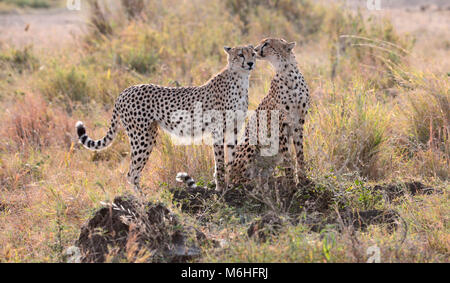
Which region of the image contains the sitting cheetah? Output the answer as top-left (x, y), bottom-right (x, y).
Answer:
top-left (177, 38), bottom-right (310, 189)
top-left (76, 45), bottom-right (256, 192)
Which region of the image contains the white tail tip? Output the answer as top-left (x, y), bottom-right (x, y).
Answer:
top-left (176, 172), bottom-right (188, 183)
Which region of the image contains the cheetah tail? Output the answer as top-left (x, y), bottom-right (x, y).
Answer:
top-left (75, 108), bottom-right (120, 151)
top-left (176, 172), bottom-right (198, 189)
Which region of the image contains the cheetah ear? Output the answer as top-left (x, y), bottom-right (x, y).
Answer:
top-left (286, 42), bottom-right (296, 52)
top-left (248, 44), bottom-right (254, 50)
top-left (224, 46), bottom-right (232, 54)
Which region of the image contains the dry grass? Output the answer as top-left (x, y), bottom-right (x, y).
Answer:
top-left (0, 94), bottom-right (74, 152)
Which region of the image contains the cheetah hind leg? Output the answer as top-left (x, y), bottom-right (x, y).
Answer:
top-left (279, 123), bottom-right (294, 180)
top-left (125, 123), bottom-right (158, 193)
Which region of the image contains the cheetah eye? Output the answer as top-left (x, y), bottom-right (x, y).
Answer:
top-left (239, 53), bottom-right (244, 58)
top-left (252, 52), bottom-right (256, 57)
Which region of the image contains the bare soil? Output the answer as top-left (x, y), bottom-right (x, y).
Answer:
top-left (0, 8), bottom-right (86, 49)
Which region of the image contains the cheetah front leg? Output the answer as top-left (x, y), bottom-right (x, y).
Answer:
top-left (224, 110), bottom-right (241, 165)
top-left (280, 122), bottom-right (294, 180)
top-left (225, 125), bottom-right (238, 170)
top-left (212, 129), bottom-right (226, 192)
top-left (292, 123), bottom-right (307, 182)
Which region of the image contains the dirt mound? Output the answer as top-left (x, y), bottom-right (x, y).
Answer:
top-left (372, 181), bottom-right (439, 201)
top-left (170, 185), bottom-right (247, 214)
top-left (75, 195), bottom-right (209, 263)
top-left (339, 209), bottom-right (403, 232)
top-left (170, 186), bottom-right (220, 214)
top-left (247, 209), bottom-right (405, 241)
top-left (247, 213), bottom-right (285, 241)
top-left (292, 179), bottom-right (335, 214)
top-left (171, 177), bottom-right (318, 212)
top-left (172, 178), bottom-right (419, 241)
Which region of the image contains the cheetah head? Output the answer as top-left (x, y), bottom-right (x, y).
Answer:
top-left (254, 38), bottom-right (296, 68)
top-left (224, 45), bottom-right (256, 72)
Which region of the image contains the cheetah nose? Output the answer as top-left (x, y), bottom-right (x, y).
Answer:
top-left (247, 62), bottom-right (254, 68)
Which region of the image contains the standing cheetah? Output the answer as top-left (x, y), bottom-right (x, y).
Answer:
top-left (76, 45), bottom-right (256, 192)
top-left (177, 38), bottom-right (310, 189)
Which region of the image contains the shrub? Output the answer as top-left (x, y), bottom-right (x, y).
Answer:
top-left (225, 0), bottom-right (324, 38)
top-left (38, 66), bottom-right (92, 111)
top-left (121, 0), bottom-right (146, 19)
top-left (0, 45), bottom-right (39, 73)
top-left (0, 94), bottom-right (74, 152)
top-left (110, 26), bottom-right (160, 74)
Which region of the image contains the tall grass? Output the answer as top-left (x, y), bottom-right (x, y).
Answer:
top-left (324, 4), bottom-right (414, 87)
top-left (0, 94), bottom-right (74, 152)
top-left (306, 78), bottom-right (390, 179)
top-left (395, 73), bottom-right (449, 180)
